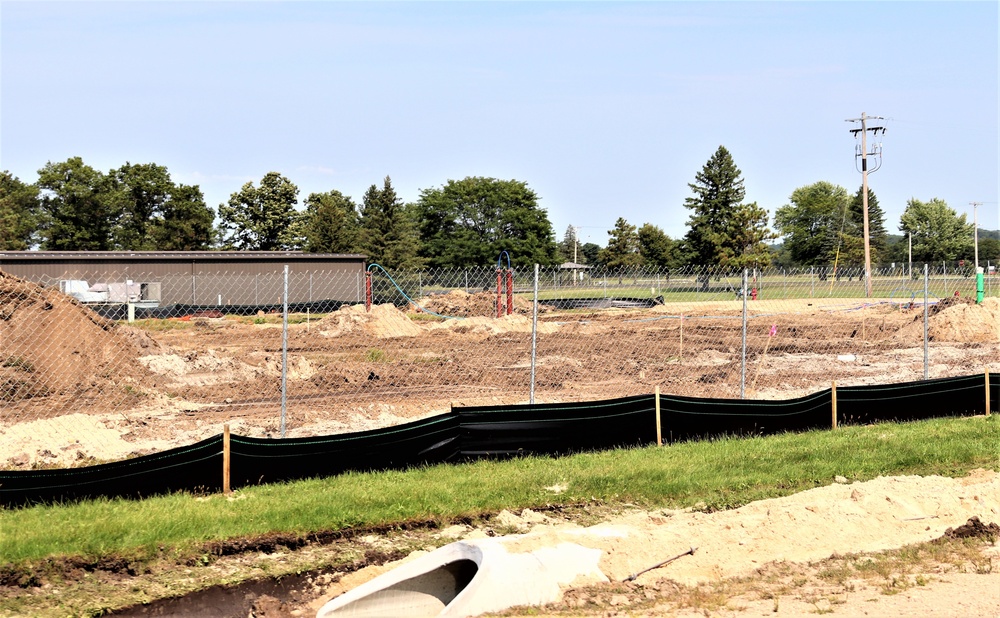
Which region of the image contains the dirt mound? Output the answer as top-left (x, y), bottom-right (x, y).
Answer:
top-left (318, 303), bottom-right (423, 338)
top-left (893, 296), bottom-right (1000, 343)
top-left (0, 271), bottom-right (151, 400)
top-left (944, 516), bottom-right (1000, 541)
top-left (418, 290), bottom-right (548, 318)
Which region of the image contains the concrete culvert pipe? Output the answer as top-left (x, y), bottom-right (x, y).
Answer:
top-left (316, 537), bottom-right (608, 617)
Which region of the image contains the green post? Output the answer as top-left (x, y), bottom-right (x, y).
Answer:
top-left (976, 267), bottom-right (985, 304)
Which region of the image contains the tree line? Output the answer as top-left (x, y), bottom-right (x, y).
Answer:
top-left (1, 147), bottom-right (995, 269)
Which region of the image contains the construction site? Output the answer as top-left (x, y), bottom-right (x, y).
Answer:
top-left (2, 269), bottom-right (998, 470)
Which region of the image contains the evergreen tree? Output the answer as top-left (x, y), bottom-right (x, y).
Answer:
top-left (682, 146), bottom-right (774, 268)
top-left (598, 218), bottom-right (642, 270)
top-left (0, 171), bottom-right (41, 250)
top-left (729, 201), bottom-right (777, 267)
top-left (300, 190), bottom-right (359, 253)
top-left (358, 176), bottom-right (424, 269)
top-left (558, 225), bottom-right (581, 263)
top-left (845, 186), bottom-right (888, 265)
top-left (218, 172), bottom-right (299, 250)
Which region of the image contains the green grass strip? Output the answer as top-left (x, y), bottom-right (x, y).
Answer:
top-left (1, 416), bottom-right (996, 566)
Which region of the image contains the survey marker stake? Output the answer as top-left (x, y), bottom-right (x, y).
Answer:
top-left (623, 546), bottom-right (697, 582)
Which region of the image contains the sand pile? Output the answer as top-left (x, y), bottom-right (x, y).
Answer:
top-left (428, 314), bottom-right (560, 336)
top-left (315, 468), bottom-right (1000, 615)
top-left (0, 271), bottom-right (153, 400)
top-left (894, 296), bottom-right (1000, 343)
top-left (318, 303), bottom-right (423, 338)
top-left (418, 290), bottom-right (548, 318)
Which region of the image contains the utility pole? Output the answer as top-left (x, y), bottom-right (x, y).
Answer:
top-left (572, 225), bottom-right (579, 264)
top-left (846, 112), bottom-right (886, 298)
top-left (971, 202), bottom-right (981, 270)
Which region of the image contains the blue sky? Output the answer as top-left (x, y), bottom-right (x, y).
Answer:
top-left (2, 1), bottom-right (997, 248)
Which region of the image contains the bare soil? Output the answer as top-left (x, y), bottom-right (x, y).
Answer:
top-left (2, 276), bottom-right (998, 469)
top-left (92, 469), bottom-right (998, 618)
top-left (1, 275), bottom-right (999, 617)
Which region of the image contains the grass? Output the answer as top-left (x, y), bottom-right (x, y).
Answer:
top-left (518, 274), bottom-right (997, 303)
top-left (2, 415), bottom-right (996, 568)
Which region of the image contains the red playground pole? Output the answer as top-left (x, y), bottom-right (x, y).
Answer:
top-left (496, 269), bottom-right (503, 318)
top-left (365, 272), bottom-right (372, 312)
top-left (505, 269), bottom-right (514, 315)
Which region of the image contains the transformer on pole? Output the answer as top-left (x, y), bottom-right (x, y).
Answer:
top-left (846, 112), bottom-right (886, 298)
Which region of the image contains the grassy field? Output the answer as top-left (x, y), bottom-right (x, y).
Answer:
top-left (3, 415), bottom-right (996, 568)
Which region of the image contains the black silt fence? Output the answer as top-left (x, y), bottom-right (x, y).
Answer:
top-left (457, 395), bottom-right (656, 458)
top-left (658, 390), bottom-right (833, 444)
top-left (1, 374), bottom-right (994, 508)
top-left (837, 374), bottom-right (986, 425)
top-left (228, 413), bottom-right (460, 487)
top-left (0, 436), bottom-right (222, 508)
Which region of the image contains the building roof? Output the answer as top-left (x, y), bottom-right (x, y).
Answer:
top-left (0, 251), bottom-right (367, 262)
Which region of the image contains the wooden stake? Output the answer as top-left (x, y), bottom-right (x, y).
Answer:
top-left (679, 315), bottom-right (684, 362)
top-left (986, 370), bottom-right (992, 416)
top-left (831, 381), bottom-right (838, 429)
top-left (223, 423), bottom-right (231, 495)
top-left (655, 386), bottom-right (662, 446)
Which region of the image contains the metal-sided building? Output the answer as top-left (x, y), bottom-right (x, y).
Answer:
top-left (0, 251), bottom-right (367, 309)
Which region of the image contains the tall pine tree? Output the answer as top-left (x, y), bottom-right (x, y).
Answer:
top-left (682, 146), bottom-right (775, 268)
top-left (845, 186), bottom-right (888, 265)
top-left (357, 176), bottom-right (423, 269)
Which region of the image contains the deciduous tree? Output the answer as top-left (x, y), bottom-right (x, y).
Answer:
top-left (774, 182), bottom-right (851, 266)
top-left (637, 223), bottom-right (681, 268)
top-left (0, 171), bottom-right (40, 250)
top-left (36, 157), bottom-right (114, 250)
top-left (416, 177), bottom-right (558, 267)
top-left (899, 198), bottom-right (974, 262)
top-left (108, 162), bottom-right (173, 250)
top-left (149, 184), bottom-right (215, 250)
top-left (218, 172), bottom-right (299, 250)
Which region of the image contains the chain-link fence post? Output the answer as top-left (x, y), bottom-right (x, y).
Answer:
top-left (741, 268), bottom-right (748, 399)
top-left (281, 265), bottom-right (289, 438)
top-left (923, 263), bottom-right (929, 380)
top-left (531, 264), bottom-right (539, 405)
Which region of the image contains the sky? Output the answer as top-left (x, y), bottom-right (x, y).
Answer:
top-left (1, 1), bottom-right (997, 250)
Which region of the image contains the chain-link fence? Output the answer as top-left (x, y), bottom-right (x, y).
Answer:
top-left (2, 263), bottom-right (997, 470)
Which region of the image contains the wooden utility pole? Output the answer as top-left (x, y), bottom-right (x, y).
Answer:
top-left (847, 113), bottom-right (886, 298)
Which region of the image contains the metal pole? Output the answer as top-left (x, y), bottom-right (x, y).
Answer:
top-left (972, 202), bottom-right (980, 270)
top-left (908, 234), bottom-right (912, 279)
top-left (530, 264), bottom-right (539, 405)
top-left (281, 265), bottom-right (289, 438)
top-left (923, 263), bottom-right (929, 380)
top-left (741, 268), bottom-right (748, 399)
